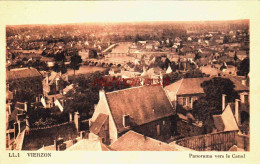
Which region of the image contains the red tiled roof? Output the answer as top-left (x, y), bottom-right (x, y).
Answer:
top-left (105, 85), bottom-right (175, 133)
top-left (109, 130), bottom-right (176, 151)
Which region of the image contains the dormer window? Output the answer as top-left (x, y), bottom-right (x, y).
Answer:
top-left (123, 115), bottom-right (130, 127)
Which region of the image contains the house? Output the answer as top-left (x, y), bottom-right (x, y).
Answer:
top-left (164, 77), bottom-right (211, 110)
top-left (213, 103), bottom-right (239, 132)
top-left (6, 67), bottom-right (43, 101)
top-left (164, 77), bottom-right (249, 110)
top-left (109, 130), bottom-right (176, 151)
top-left (213, 94), bottom-right (249, 134)
top-left (236, 50), bottom-right (248, 61)
top-left (185, 53), bottom-right (196, 62)
top-left (89, 85), bottom-right (176, 145)
top-left (221, 62), bottom-right (237, 75)
top-left (40, 57), bottom-right (55, 67)
top-left (42, 71), bottom-right (69, 108)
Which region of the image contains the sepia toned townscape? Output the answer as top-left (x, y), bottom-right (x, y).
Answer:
top-left (6, 20), bottom-right (249, 151)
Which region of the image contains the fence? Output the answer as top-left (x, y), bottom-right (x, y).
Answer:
top-left (236, 133), bottom-right (250, 151)
top-left (175, 130), bottom-right (239, 151)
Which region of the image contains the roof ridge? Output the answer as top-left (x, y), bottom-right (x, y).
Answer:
top-left (106, 85), bottom-right (157, 95)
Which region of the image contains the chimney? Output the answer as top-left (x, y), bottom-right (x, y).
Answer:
top-left (69, 113), bottom-right (73, 122)
top-left (242, 79), bottom-right (246, 86)
top-left (222, 94), bottom-right (227, 112)
top-left (235, 99), bottom-right (240, 126)
top-left (74, 111), bottom-right (80, 132)
top-left (17, 120), bottom-right (21, 134)
top-left (54, 137), bottom-right (65, 151)
top-left (99, 89), bottom-right (105, 100)
top-left (24, 102), bottom-right (27, 112)
top-left (55, 78), bottom-right (59, 91)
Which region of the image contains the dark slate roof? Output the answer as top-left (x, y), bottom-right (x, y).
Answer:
top-left (6, 68), bottom-right (42, 81)
top-left (89, 113), bottom-right (108, 135)
top-left (105, 85), bottom-right (175, 133)
top-left (109, 130), bottom-right (176, 151)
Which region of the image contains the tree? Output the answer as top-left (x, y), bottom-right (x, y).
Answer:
top-left (193, 77), bottom-right (239, 133)
top-left (70, 54), bottom-right (82, 76)
top-left (237, 57), bottom-right (249, 77)
top-left (184, 69), bottom-right (204, 78)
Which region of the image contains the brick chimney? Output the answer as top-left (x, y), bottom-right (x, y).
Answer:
top-left (235, 99), bottom-right (240, 126)
top-left (222, 94), bottom-right (227, 112)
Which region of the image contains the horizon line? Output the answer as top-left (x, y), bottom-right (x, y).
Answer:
top-left (6, 19), bottom-right (249, 27)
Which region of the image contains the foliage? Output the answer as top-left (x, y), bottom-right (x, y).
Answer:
top-left (70, 54), bottom-right (82, 75)
top-left (193, 77), bottom-right (239, 125)
top-left (28, 107), bottom-right (69, 127)
top-left (14, 89), bottom-right (36, 102)
top-left (64, 72), bottom-right (130, 118)
top-left (184, 69), bottom-right (205, 78)
top-left (237, 57), bottom-right (249, 77)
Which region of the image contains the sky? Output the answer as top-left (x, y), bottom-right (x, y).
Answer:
top-left (0, 1), bottom-right (257, 25)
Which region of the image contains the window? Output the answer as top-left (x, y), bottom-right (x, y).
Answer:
top-left (189, 97), bottom-right (192, 103)
top-left (183, 97), bottom-right (187, 106)
top-left (123, 115), bottom-right (130, 127)
top-left (156, 124), bottom-right (160, 136)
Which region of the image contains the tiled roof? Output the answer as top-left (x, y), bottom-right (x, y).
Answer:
top-left (147, 67), bottom-right (163, 76)
top-left (212, 115), bottom-right (225, 131)
top-left (66, 139), bottom-right (110, 151)
top-left (164, 77), bottom-right (211, 95)
top-left (6, 68), bottom-right (42, 81)
top-left (164, 76), bottom-right (249, 96)
top-left (89, 113), bottom-right (108, 135)
top-left (106, 85), bottom-right (175, 133)
top-left (109, 130), bottom-right (176, 151)
top-left (214, 104), bottom-right (239, 131)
